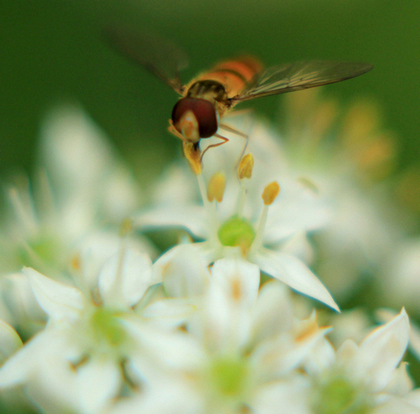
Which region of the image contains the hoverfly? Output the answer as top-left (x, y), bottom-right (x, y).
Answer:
top-left (104, 27), bottom-right (373, 164)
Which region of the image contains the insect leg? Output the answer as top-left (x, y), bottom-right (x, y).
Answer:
top-left (219, 123), bottom-right (250, 168)
top-left (168, 119), bottom-right (187, 142)
top-left (200, 134), bottom-right (229, 162)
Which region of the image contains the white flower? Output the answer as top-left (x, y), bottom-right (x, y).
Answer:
top-left (279, 90), bottom-right (402, 301)
top-left (0, 105), bottom-right (156, 336)
top-left (0, 105), bottom-right (150, 277)
top-left (0, 239), bottom-right (190, 413)
top-left (136, 114), bottom-right (337, 311)
top-left (306, 308), bottom-right (420, 414)
top-left (379, 238), bottom-right (420, 313)
top-left (110, 258), bottom-right (330, 414)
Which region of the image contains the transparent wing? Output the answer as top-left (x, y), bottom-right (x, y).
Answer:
top-left (231, 61), bottom-right (373, 102)
top-left (103, 26), bottom-right (189, 95)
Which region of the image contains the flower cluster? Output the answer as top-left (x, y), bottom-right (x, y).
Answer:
top-left (0, 101), bottom-right (419, 414)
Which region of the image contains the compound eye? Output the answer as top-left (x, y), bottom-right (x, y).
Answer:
top-left (172, 98), bottom-right (218, 138)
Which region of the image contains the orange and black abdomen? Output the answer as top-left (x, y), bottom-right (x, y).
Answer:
top-left (197, 56), bottom-right (263, 98)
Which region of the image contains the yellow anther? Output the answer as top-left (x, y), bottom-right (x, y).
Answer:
top-left (183, 142), bottom-right (202, 175)
top-left (262, 181), bottom-right (280, 205)
top-left (238, 153), bottom-right (254, 179)
top-left (207, 172), bottom-right (226, 203)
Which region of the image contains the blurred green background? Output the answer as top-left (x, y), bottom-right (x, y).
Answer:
top-left (1, 0), bottom-right (419, 185)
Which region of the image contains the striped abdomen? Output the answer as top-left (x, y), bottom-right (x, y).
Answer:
top-left (196, 56), bottom-right (263, 98)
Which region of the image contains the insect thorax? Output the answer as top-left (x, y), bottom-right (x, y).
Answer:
top-left (186, 80), bottom-right (228, 104)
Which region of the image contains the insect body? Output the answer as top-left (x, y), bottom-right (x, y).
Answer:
top-left (170, 56), bottom-right (263, 151)
top-left (105, 27), bottom-right (373, 160)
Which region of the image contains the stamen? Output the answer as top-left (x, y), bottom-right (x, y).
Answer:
top-left (234, 153), bottom-right (255, 216)
top-left (262, 181), bottom-right (280, 205)
top-left (251, 182), bottom-right (280, 253)
top-left (237, 153), bottom-right (254, 180)
top-left (207, 172), bottom-right (226, 203)
top-left (197, 173), bottom-right (219, 243)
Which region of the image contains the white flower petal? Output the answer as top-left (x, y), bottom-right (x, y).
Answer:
top-left (0, 328), bottom-right (73, 388)
top-left (100, 166), bottom-right (141, 222)
top-left (99, 248), bottom-right (153, 308)
top-left (0, 273), bottom-right (46, 334)
top-left (0, 335), bottom-right (39, 387)
top-left (40, 105), bottom-right (113, 189)
top-left (127, 322), bottom-right (205, 372)
top-left (23, 267), bottom-right (83, 322)
top-left (188, 259), bottom-right (260, 352)
top-left (350, 308), bottom-right (409, 393)
top-left (142, 298), bottom-right (196, 328)
top-left (251, 314), bottom-right (330, 378)
top-left (279, 231), bottom-right (315, 264)
top-left (153, 243), bottom-right (210, 298)
top-left (253, 248), bottom-right (339, 311)
top-left (151, 163), bottom-right (198, 205)
top-left (303, 337), bottom-right (336, 376)
top-left (134, 205), bottom-right (208, 239)
top-left (79, 231), bottom-right (156, 290)
top-left (24, 343), bottom-right (79, 413)
top-left (406, 389), bottom-right (420, 409)
top-left (336, 338), bottom-right (358, 363)
top-left (153, 243), bottom-right (211, 295)
top-left (78, 357), bottom-right (121, 414)
top-left (264, 187), bottom-right (331, 244)
top-left (111, 374), bottom-right (203, 414)
top-left (382, 362), bottom-right (414, 397)
top-left (372, 395), bottom-right (420, 414)
top-left (252, 376), bottom-right (311, 414)
top-left (250, 281), bottom-right (294, 344)
top-left (0, 320), bottom-right (22, 364)
top-left (407, 318), bottom-right (420, 362)
top-left (211, 258), bottom-right (260, 306)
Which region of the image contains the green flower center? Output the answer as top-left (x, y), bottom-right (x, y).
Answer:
top-left (90, 307), bottom-right (127, 347)
top-left (209, 357), bottom-right (249, 396)
top-left (312, 376), bottom-right (372, 414)
top-left (218, 216), bottom-right (255, 250)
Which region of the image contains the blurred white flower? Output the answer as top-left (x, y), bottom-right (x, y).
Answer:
top-left (0, 105), bottom-right (148, 276)
top-left (0, 238), bottom-right (190, 413)
top-left (279, 90), bottom-right (403, 301)
top-left (0, 105), bottom-right (156, 336)
top-left (307, 309), bottom-right (420, 414)
top-left (380, 238), bottom-right (420, 314)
